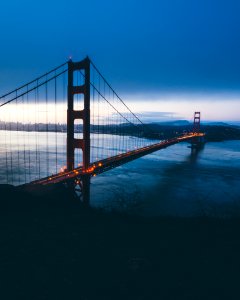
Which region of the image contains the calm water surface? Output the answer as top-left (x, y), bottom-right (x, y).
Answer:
top-left (0, 130), bottom-right (240, 217)
top-left (91, 140), bottom-right (240, 217)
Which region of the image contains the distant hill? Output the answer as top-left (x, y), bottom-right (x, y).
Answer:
top-left (1, 120), bottom-right (240, 142)
top-left (150, 120), bottom-right (190, 126)
top-left (202, 121), bottom-right (231, 126)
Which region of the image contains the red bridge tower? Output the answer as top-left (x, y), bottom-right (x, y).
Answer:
top-left (67, 57), bottom-right (91, 204)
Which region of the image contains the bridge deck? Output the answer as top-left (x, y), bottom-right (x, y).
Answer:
top-left (28, 133), bottom-right (205, 185)
top-left (27, 132), bottom-right (205, 186)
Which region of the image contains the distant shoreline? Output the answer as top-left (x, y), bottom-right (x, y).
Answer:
top-left (0, 122), bottom-right (240, 142)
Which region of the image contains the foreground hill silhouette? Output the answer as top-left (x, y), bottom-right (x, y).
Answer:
top-left (1, 184), bottom-right (240, 300)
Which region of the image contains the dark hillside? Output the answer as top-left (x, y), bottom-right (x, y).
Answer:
top-left (1, 185), bottom-right (240, 299)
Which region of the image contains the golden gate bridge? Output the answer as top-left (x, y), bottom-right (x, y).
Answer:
top-left (0, 57), bottom-right (205, 204)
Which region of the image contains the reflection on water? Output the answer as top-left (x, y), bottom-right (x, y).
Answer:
top-left (0, 129), bottom-right (239, 217)
top-left (0, 130), bottom-right (155, 185)
top-left (91, 140), bottom-right (240, 217)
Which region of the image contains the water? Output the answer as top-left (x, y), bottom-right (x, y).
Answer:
top-left (0, 130), bottom-right (155, 185)
top-left (90, 140), bottom-right (240, 217)
top-left (0, 130), bottom-right (240, 217)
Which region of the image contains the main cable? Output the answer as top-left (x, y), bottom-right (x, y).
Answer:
top-left (90, 59), bottom-right (157, 136)
top-left (0, 62), bottom-right (68, 100)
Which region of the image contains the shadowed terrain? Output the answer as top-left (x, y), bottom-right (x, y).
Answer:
top-left (1, 184), bottom-right (240, 300)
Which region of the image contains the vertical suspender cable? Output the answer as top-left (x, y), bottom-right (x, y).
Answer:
top-left (46, 76), bottom-right (49, 176)
top-left (55, 74), bottom-right (58, 174)
top-left (34, 85), bottom-right (38, 180)
top-left (4, 97), bottom-right (9, 183)
top-left (27, 84), bottom-right (31, 182)
top-left (16, 92), bottom-right (20, 184)
top-left (22, 95), bottom-right (27, 183)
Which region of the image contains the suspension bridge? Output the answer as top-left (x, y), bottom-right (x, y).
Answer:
top-left (0, 57), bottom-right (205, 204)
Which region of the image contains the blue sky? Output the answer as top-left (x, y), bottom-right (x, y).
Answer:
top-left (0, 0), bottom-right (240, 121)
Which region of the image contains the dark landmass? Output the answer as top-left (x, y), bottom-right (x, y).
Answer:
top-left (0, 120), bottom-right (240, 142)
top-left (150, 120), bottom-right (190, 126)
top-left (201, 125), bottom-right (240, 141)
top-left (1, 120), bottom-right (240, 142)
top-left (203, 121), bottom-right (231, 126)
top-left (1, 184), bottom-right (240, 299)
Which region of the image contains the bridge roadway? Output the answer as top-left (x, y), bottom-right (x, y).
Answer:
top-left (28, 132), bottom-right (205, 186)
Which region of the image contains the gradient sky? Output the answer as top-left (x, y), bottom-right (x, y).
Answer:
top-left (0, 0), bottom-right (240, 121)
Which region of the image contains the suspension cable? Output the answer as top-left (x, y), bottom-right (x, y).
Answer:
top-left (0, 69), bottom-right (68, 108)
top-left (0, 62), bottom-right (68, 100)
top-left (90, 59), bottom-right (157, 136)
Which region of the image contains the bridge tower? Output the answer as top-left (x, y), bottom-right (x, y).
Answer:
top-left (193, 112), bottom-right (201, 132)
top-left (67, 57), bottom-right (91, 204)
top-left (191, 111), bottom-right (205, 149)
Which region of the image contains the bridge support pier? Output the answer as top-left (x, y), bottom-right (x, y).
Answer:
top-left (190, 136), bottom-right (205, 150)
top-left (81, 175), bottom-right (90, 206)
top-left (67, 57), bottom-right (91, 205)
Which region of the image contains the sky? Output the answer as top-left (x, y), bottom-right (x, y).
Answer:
top-left (0, 0), bottom-right (240, 121)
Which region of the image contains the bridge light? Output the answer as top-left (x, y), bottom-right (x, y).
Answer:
top-left (98, 163), bottom-right (102, 167)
